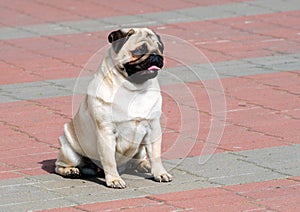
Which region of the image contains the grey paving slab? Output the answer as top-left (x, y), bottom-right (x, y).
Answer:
top-left (0, 81), bottom-right (72, 103)
top-left (250, 0), bottom-right (300, 12)
top-left (236, 145), bottom-right (300, 176)
top-left (167, 152), bottom-right (285, 186)
top-left (222, 1), bottom-right (274, 16)
top-left (0, 178), bottom-right (74, 210)
top-left (61, 19), bottom-right (113, 33)
top-left (137, 179), bottom-right (217, 195)
top-left (248, 54), bottom-right (300, 72)
top-left (0, 27), bottom-right (36, 40)
top-left (0, 144), bottom-right (299, 210)
top-left (101, 15), bottom-right (157, 29)
top-left (166, 145), bottom-right (300, 186)
top-left (48, 76), bottom-right (92, 94)
top-left (1, 53), bottom-right (299, 104)
top-left (144, 10), bottom-right (197, 25)
top-left (0, 197), bottom-right (76, 212)
top-left (1, 0), bottom-right (300, 40)
top-left (21, 23), bottom-right (82, 37)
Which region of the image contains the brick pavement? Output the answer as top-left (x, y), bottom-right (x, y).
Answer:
top-left (0, 0), bottom-right (300, 211)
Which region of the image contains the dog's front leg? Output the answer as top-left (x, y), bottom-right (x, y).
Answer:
top-left (96, 127), bottom-right (126, 189)
top-left (146, 140), bottom-right (172, 182)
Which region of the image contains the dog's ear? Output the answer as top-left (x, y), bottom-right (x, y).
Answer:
top-left (108, 29), bottom-right (135, 53)
top-left (154, 32), bottom-right (164, 53)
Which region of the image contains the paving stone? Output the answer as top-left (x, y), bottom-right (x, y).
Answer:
top-left (0, 81), bottom-right (71, 103)
top-left (250, 0), bottom-right (300, 12)
top-left (1, 53), bottom-right (299, 103)
top-left (167, 147), bottom-right (294, 185)
top-left (145, 10), bottom-right (196, 25)
top-left (22, 23), bottom-right (82, 37)
top-left (61, 20), bottom-right (111, 33)
top-left (1, 0), bottom-right (300, 40)
top-left (225, 1), bottom-right (274, 15)
top-left (0, 197), bottom-right (76, 212)
top-left (237, 145), bottom-right (300, 176)
top-left (102, 15), bottom-right (157, 28)
top-left (0, 27), bottom-right (36, 40)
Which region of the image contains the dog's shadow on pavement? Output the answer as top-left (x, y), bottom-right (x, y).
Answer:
top-left (39, 159), bottom-right (56, 174)
top-left (39, 159), bottom-right (107, 187)
top-left (39, 159), bottom-right (152, 187)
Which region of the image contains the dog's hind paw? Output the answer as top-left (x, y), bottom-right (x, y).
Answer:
top-left (136, 160), bottom-right (151, 173)
top-left (56, 167), bottom-right (81, 178)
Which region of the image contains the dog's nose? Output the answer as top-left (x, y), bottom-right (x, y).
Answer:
top-left (149, 54), bottom-right (163, 68)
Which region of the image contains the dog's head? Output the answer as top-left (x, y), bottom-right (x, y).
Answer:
top-left (108, 28), bottom-right (164, 84)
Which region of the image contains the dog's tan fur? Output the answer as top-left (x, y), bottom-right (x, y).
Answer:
top-left (55, 28), bottom-right (172, 188)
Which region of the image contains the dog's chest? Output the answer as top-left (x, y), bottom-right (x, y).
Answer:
top-left (115, 120), bottom-right (150, 155)
top-left (116, 120), bottom-right (149, 143)
top-left (110, 87), bottom-right (161, 122)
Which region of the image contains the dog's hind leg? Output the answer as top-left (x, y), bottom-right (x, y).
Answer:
top-left (129, 146), bottom-right (151, 173)
top-left (55, 134), bottom-right (83, 178)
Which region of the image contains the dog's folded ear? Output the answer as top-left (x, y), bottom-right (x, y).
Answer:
top-left (154, 32), bottom-right (164, 53)
top-left (108, 29), bottom-right (135, 53)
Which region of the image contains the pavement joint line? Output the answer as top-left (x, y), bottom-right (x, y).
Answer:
top-left (0, 119), bottom-right (60, 149)
top-left (243, 102), bottom-right (300, 121)
top-left (210, 17), bottom-right (300, 46)
top-left (219, 187), bottom-right (272, 211)
top-left (142, 196), bottom-right (183, 210)
top-left (229, 122), bottom-right (285, 141)
top-left (4, 39), bottom-right (85, 70)
top-left (236, 158), bottom-right (293, 178)
top-left (221, 87), bottom-right (300, 120)
top-left (272, 87), bottom-right (300, 96)
top-left (1, 0), bottom-right (300, 40)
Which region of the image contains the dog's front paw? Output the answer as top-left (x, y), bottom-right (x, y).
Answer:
top-left (106, 178), bottom-right (126, 189)
top-left (154, 173), bottom-right (173, 182)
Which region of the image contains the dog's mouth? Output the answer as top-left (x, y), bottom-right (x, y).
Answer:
top-left (123, 54), bottom-right (163, 84)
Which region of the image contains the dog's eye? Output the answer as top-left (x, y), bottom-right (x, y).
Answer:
top-left (132, 44), bottom-right (148, 56)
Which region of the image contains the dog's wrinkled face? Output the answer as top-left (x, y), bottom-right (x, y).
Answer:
top-left (108, 28), bottom-right (164, 84)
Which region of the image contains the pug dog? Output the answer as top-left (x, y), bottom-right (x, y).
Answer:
top-left (55, 28), bottom-right (172, 188)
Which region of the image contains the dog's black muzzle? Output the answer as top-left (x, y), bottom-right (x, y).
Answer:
top-left (124, 54), bottom-right (163, 84)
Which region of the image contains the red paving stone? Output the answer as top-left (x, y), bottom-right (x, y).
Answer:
top-left (216, 124), bottom-right (289, 151)
top-left (0, 100), bottom-right (70, 147)
top-left (223, 72), bottom-right (300, 113)
top-left (51, 199), bottom-right (177, 212)
top-left (0, 122), bottom-right (57, 177)
top-left (52, 177), bottom-right (300, 211)
top-left (0, 61), bottom-right (41, 85)
top-left (0, 0), bottom-right (250, 27)
top-left (76, 197), bottom-right (168, 212)
top-left (227, 107), bottom-right (300, 144)
top-left (1, 10), bottom-right (300, 84)
top-left (246, 71), bottom-right (300, 97)
top-left (227, 178), bottom-right (300, 211)
top-left (0, 0), bottom-right (83, 27)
